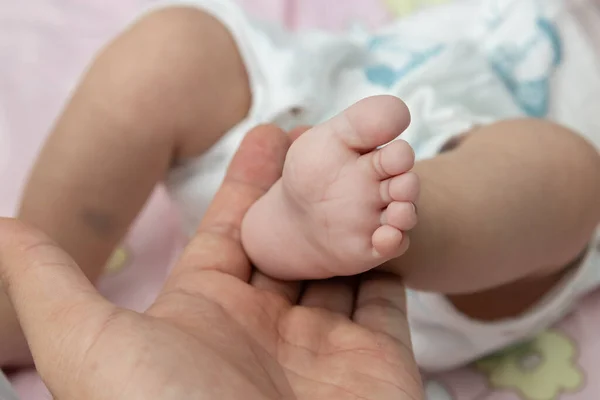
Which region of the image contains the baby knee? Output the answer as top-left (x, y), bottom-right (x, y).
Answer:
top-left (463, 118), bottom-right (600, 235)
top-left (526, 119), bottom-right (600, 246)
top-left (543, 121), bottom-right (600, 199)
top-left (470, 118), bottom-right (600, 185)
top-left (118, 6), bottom-right (238, 87)
top-left (89, 5), bottom-right (249, 141)
top-left (133, 6), bottom-right (227, 46)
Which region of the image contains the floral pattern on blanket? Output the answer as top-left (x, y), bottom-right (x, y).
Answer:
top-left (475, 331), bottom-right (584, 400)
top-left (423, 304), bottom-right (598, 400)
top-left (385, 0), bottom-right (451, 16)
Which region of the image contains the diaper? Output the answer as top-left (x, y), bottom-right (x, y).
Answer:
top-left (408, 227), bottom-right (600, 371)
top-left (155, 0), bottom-right (600, 371)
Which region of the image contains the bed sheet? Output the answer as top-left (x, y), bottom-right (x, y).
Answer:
top-left (1, 1), bottom-right (599, 399)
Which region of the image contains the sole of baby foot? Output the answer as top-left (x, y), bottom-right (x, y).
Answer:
top-left (242, 95), bottom-right (419, 280)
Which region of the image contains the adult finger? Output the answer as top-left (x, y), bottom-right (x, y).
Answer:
top-left (300, 278), bottom-right (357, 316)
top-left (250, 271), bottom-right (301, 304)
top-left (0, 219), bottom-right (112, 371)
top-left (168, 124), bottom-right (290, 285)
top-left (353, 272), bottom-right (410, 344)
top-left (353, 272), bottom-right (422, 395)
top-left (289, 125), bottom-right (312, 142)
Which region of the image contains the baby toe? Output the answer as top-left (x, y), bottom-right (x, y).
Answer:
top-left (366, 139), bottom-right (415, 181)
top-left (382, 202), bottom-right (418, 231)
top-left (372, 225), bottom-right (408, 259)
top-left (381, 172), bottom-right (420, 204)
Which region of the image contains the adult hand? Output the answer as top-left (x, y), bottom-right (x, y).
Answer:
top-left (0, 125), bottom-right (423, 400)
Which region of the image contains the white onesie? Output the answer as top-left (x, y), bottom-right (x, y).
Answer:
top-left (156, 0), bottom-right (600, 371)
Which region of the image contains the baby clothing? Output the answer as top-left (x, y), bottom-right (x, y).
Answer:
top-left (0, 370), bottom-right (18, 400)
top-left (156, 0), bottom-right (600, 371)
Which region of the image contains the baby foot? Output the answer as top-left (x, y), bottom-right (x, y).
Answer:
top-left (241, 96), bottom-right (419, 280)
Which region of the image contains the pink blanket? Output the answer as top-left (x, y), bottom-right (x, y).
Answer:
top-left (2, 1), bottom-right (599, 399)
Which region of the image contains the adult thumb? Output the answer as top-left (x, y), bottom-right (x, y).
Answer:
top-left (0, 218), bottom-right (113, 374)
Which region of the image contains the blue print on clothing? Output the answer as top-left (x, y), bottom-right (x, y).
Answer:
top-left (488, 17), bottom-right (562, 117)
top-left (365, 35), bottom-right (444, 88)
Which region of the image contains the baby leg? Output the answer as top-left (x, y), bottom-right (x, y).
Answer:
top-left (389, 119), bottom-right (600, 320)
top-left (1, 7), bottom-right (250, 367)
